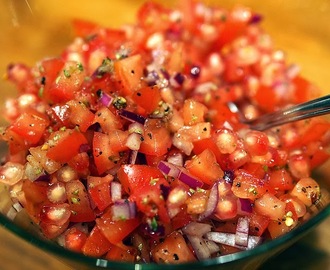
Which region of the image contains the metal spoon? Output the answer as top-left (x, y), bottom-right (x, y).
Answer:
top-left (227, 94), bottom-right (330, 131)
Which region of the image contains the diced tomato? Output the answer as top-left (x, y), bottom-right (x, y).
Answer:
top-left (45, 61), bottom-right (86, 103)
top-left (182, 99), bottom-right (207, 126)
top-left (21, 179), bottom-right (49, 223)
top-left (39, 58), bottom-right (65, 98)
top-left (47, 129), bottom-right (88, 163)
top-left (132, 85), bottom-right (162, 115)
top-left (292, 76), bottom-right (319, 104)
top-left (96, 210), bottom-right (140, 245)
top-left (248, 212), bottom-right (270, 236)
top-left (71, 18), bottom-right (100, 37)
top-left (254, 193), bottom-right (286, 221)
top-left (217, 20), bottom-right (247, 48)
top-left (139, 119), bottom-right (172, 157)
top-left (93, 107), bottom-right (123, 134)
top-left (151, 231), bottom-right (196, 263)
top-left (171, 206), bottom-right (192, 230)
top-left (232, 170), bottom-right (270, 200)
top-left (185, 149), bottom-right (224, 185)
top-left (131, 178), bottom-right (170, 223)
top-left (113, 54), bottom-right (144, 96)
top-left (66, 100), bottom-right (94, 132)
top-left (105, 244), bottom-right (137, 262)
top-left (117, 164), bottom-right (164, 194)
top-left (9, 109), bottom-right (49, 144)
top-left (82, 225), bottom-right (113, 257)
top-left (64, 226), bottom-right (88, 252)
top-left (67, 152), bottom-right (90, 177)
top-left (87, 175), bottom-right (113, 211)
top-left (66, 180), bottom-right (96, 222)
top-left (253, 84), bottom-right (277, 112)
top-left (267, 168), bottom-right (294, 191)
top-left (92, 131), bottom-right (120, 175)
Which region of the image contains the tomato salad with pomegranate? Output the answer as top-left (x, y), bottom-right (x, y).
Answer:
top-left (1, 0), bottom-right (330, 264)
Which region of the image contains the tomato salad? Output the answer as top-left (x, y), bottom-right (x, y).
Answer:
top-left (1, 0), bottom-right (330, 264)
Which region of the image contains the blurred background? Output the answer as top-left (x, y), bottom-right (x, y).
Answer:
top-left (0, 0), bottom-right (329, 269)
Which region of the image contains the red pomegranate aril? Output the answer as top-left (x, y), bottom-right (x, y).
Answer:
top-left (215, 128), bottom-right (238, 154)
top-left (254, 193), bottom-right (286, 221)
top-left (268, 168), bottom-right (294, 191)
top-left (244, 130), bottom-right (269, 156)
top-left (288, 154), bottom-right (311, 179)
top-left (40, 203), bottom-right (71, 225)
top-left (279, 194), bottom-right (307, 218)
top-left (290, 177), bottom-right (321, 207)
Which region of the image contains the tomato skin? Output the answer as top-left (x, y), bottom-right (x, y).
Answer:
top-left (139, 119), bottom-right (172, 157)
top-left (131, 178), bottom-right (170, 223)
top-left (248, 213), bottom-right (270, 236)
top-left (45, 61), bottom-right (86, 104)
top-left (66, 180), bottom-right (96, 223)
top-left (67, 100), bottom-right (95, 132)
top-left (185, 148), bottom-right (224, 186)
top-left (268, 168), bottom-right (294, 192)
top-left (82, 225), bottom-right (113, 257)
top-left (87, 175), bottom-right (113, 211)
top-left (183, 99), bottom-right (207, 126)
top-left (64, 226), bottom-right (88, 252)
top-left (47, 129), bottom-right (88, 163)
top-left (117, 164), bottom-right (164, 194)
top-left (93, 107), bottom-right (123, 134)
top-left (113, 54), bottom-right (144, 96)
top-left (132, 85), bottom-right (162, 115)
top-left (21, 179), bottom-right (49, 223)
top-left (232, 170), bottom-right (270, 200)
top-left (105, 244), bottom-right (137, 262)
top-left (151, 231), bottom-right (196, 263)
top-left (96, 211), bottom-right (140, 245)
top-left (9, 109), bottom-right (49, 144)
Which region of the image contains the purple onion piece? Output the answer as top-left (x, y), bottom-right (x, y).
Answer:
top-left (79, 143), bottom-right (91, 153)
top-left (190, 65), bottom-right (201, 79)
top-left (118, 109), bottom-right (146, 124)
top-left (249, 13), bottom-right (263, 24)
top-left (238, 198), bottom-right (253, 214)
top-left (198, 182), bottom-right (219, 221)
top-left (173, 73), bottom-right (185, 85)
top-left (223, 170), bottom-right (235, 184)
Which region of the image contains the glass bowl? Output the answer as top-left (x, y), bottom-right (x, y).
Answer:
top-left (0, 0), bottom-right (329, 269)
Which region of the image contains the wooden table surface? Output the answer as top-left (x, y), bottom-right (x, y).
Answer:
top-left (0, 217), bottom-right (329, 270)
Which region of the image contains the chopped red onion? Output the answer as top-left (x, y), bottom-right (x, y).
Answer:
top-left (99, 92), bottom-right (113, 107)
top-left (182, 222), bottom-right (212, 237)
top-left (118, 109), bottom-right (146, 124)
top-left (190, 65), bottom-right (201, 78)
top-left (128, 122), bottom-right (144, 135)
top-left (198, 182), bottom-right (219, 221)
top-left (186, 235), bottom-right (211, 260)
top-left (178, 168), bottom-right (204, 188)
top-left (126, 132), bottom-right (143, 151)
top-left (204, 239), bottom-right (220, 254)
top-left (237, 198), bottom-right (253, 215)
top-left (166, 152), bottom-right (184, 167)
top-left (235, 217), bottom-right (250, 247)
top-left (205, 232), bottom-right (262, 250)
top-left (157, 161), bottom-right (180, 178)
top-left (110, 181), bottom-right (122, 202)
top-left (111, 200), bottom-right (136, 221)
top-left (128, 150), bottom-right (139, 164)
top-left (249, 13), bottom-right (263, 24)
top-left (79, 143), bottom-right (91, 153)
